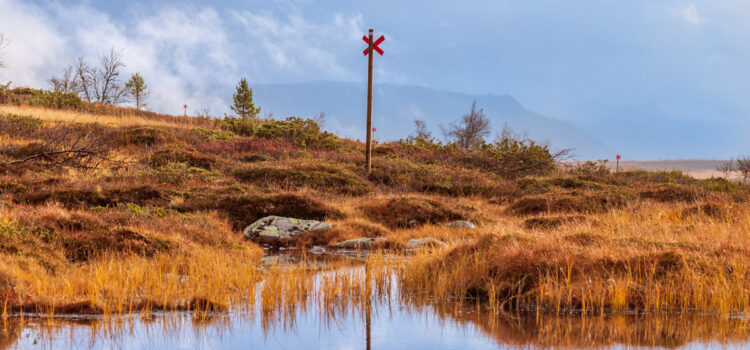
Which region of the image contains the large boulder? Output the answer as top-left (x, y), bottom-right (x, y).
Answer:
top-left (243, 216), bottom-right (332, 243)
top-left (333, 238), bottom-right (388, 250)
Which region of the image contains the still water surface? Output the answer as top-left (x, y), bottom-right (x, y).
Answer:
top-left (3, 254), bottom-right (750, 349)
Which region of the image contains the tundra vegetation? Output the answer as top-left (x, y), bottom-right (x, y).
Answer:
top-left (0, 85), bottom-right (748, 336)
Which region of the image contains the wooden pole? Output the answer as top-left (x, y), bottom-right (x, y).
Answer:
top-left (365, 29), bottom-right (374, 174)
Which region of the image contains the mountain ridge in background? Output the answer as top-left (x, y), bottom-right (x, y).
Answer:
top-left (251, 81), bottom-right (613, 160)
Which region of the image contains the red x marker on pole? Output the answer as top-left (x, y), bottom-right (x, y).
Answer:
top-left (363, 35), bottom-right (385, 56)
top-left (363, 29), bottom-right (385, 174)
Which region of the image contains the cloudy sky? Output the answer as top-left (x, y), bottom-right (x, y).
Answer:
top-left (1, 0), bottom-right (749, 158)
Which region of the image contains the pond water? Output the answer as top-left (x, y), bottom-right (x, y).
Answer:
top-left (3, 254), bottom-right (750, 349)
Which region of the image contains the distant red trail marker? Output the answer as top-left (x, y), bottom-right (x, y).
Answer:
top-left (616, 154), bottom-right (622, 173)
top-left (363, 35), bottom-right (385, 56)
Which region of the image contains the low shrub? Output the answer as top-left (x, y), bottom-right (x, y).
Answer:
top-left (0, 87), bottom-right (83, 110)
top-left (508, 193), bottom-right (629, 216)
top-left (640, 185), bottom-right (699, 202)
top-left (235, 162), bottom-right (372, 195)
top-left (368, 158), bottom-right (517, 198)
top-left (218, 116), bottom-right (342, 149)
top-left (0, 113), bottom-right (43, 138)
top-left (682, 202), bottom-right (730, 219)
top-left (0, 142), bottom-right (51, 160)
top-left (179, 192), bottom-right (344, 231)
top-left (198, 138), bottom-right (299, 159)
top-left (192, 128), bottom-right (234, 141)
top-left (62, 228), bottom-right (172, 263)
top-left (151, 162), bottom-right (221, 185)
top-left (523, 215), bottom-right (586, 230)
top-left (361, 196), bottom-right (464, 229)
top-left (149, 147), bottom-right (217, 169)
top-left (16, 185), bottom-right (167, 208)
top-left (111, 127), bottom-right (171, 147)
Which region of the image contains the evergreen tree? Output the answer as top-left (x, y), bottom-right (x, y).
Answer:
top-left (231, 78), bottom-right (260, 119)
top-left (125, 72), bottom-right (149, 110)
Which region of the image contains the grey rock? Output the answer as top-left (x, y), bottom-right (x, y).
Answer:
top-left (333, 238), bottom-right (388, 250)
top-left (309, 246), bottom-right (326, 255)
top-left (446, 220), bottom-right (475, 229)
top-left (407, 238), bottom-right (448, 249)
top-left (243, 216), bottom-right (332, 243)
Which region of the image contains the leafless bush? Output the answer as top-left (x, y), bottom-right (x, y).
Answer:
top-left (2, 125), bottom-right (116, 170)
top-left (413, 119), bottom-right (431, 139)
top-left (0, 34), bottom-right (7, 68)
top-left (314, 112), bottom-right (326, 129)
top-left (495, 122), bottom-right (529, 143)
top-left (195, 108), bottom-right (213, 118)
top-left (442, 101), bottom-right (490, 149)
top-left (716, 158), bottom-right (735, 178)
top-left (49, 65), bottom-right (81, 93)
top-left (737, 156), bottom-right (750, 184)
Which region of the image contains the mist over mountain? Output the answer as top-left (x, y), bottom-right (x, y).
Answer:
top-left (252, 82), bottom-right (612, 160)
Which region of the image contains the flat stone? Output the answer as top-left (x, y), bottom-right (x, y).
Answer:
top-left (407, 238), bottom-right (448, 249)
top-left (333, 238), bottom-right (388, 250)
top-left (243, 216), bottom-right (332, 243)
top-left (446, 220), bottom-right (475, 229)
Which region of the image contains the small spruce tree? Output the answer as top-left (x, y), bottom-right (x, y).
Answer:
top-left (231, 78), bottom-right (260, 119)
top-left (125, 72), bottom-right (149, 110)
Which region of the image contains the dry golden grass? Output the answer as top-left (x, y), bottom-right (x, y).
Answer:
top-left (2, 103), bottom-right (749, 323)
top-left (0, 105), bottom-right (191, 129)
top-left (400, 200), bottom-right (750, 316)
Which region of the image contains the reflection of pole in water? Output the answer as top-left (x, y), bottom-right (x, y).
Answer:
top-left (365, 263), bottom-right (372, 350)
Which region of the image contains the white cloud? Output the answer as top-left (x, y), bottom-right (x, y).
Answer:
top-left (0, 0), bottom-right (373, 115)
top-left (0, 0), bottom-right (237, 114)
top-left (0, 0), bottom-right (66, 86)
top-left (230, 10), bottom-right (364, 80)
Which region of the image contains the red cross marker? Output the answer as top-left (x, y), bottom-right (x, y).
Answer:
top-left (363, 35), bottom-right (385, 56)
top-left (363, 29), bottom-right (384, 174)
top-left (616, 154), bottom-right (621, 160)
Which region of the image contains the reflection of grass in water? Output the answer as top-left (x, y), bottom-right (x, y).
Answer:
top-left (10, 256), bottom-right (750, 350)
top-left (399, 202), bottom-right (750, 316)
top-left (258, 253), bottom-right (393, 334)
top-left (411, 299), bottom-right (750, 349)
top-left (7, 253), bottom-right (396, 348)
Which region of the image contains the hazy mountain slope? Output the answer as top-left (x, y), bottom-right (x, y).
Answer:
top-left (252, 82), bottom-right (612, 159)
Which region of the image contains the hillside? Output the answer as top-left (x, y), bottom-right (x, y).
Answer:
top-left (251, 82), bottom-right (613, 159)
top-left (0, 90), bottom-right (749, 319)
